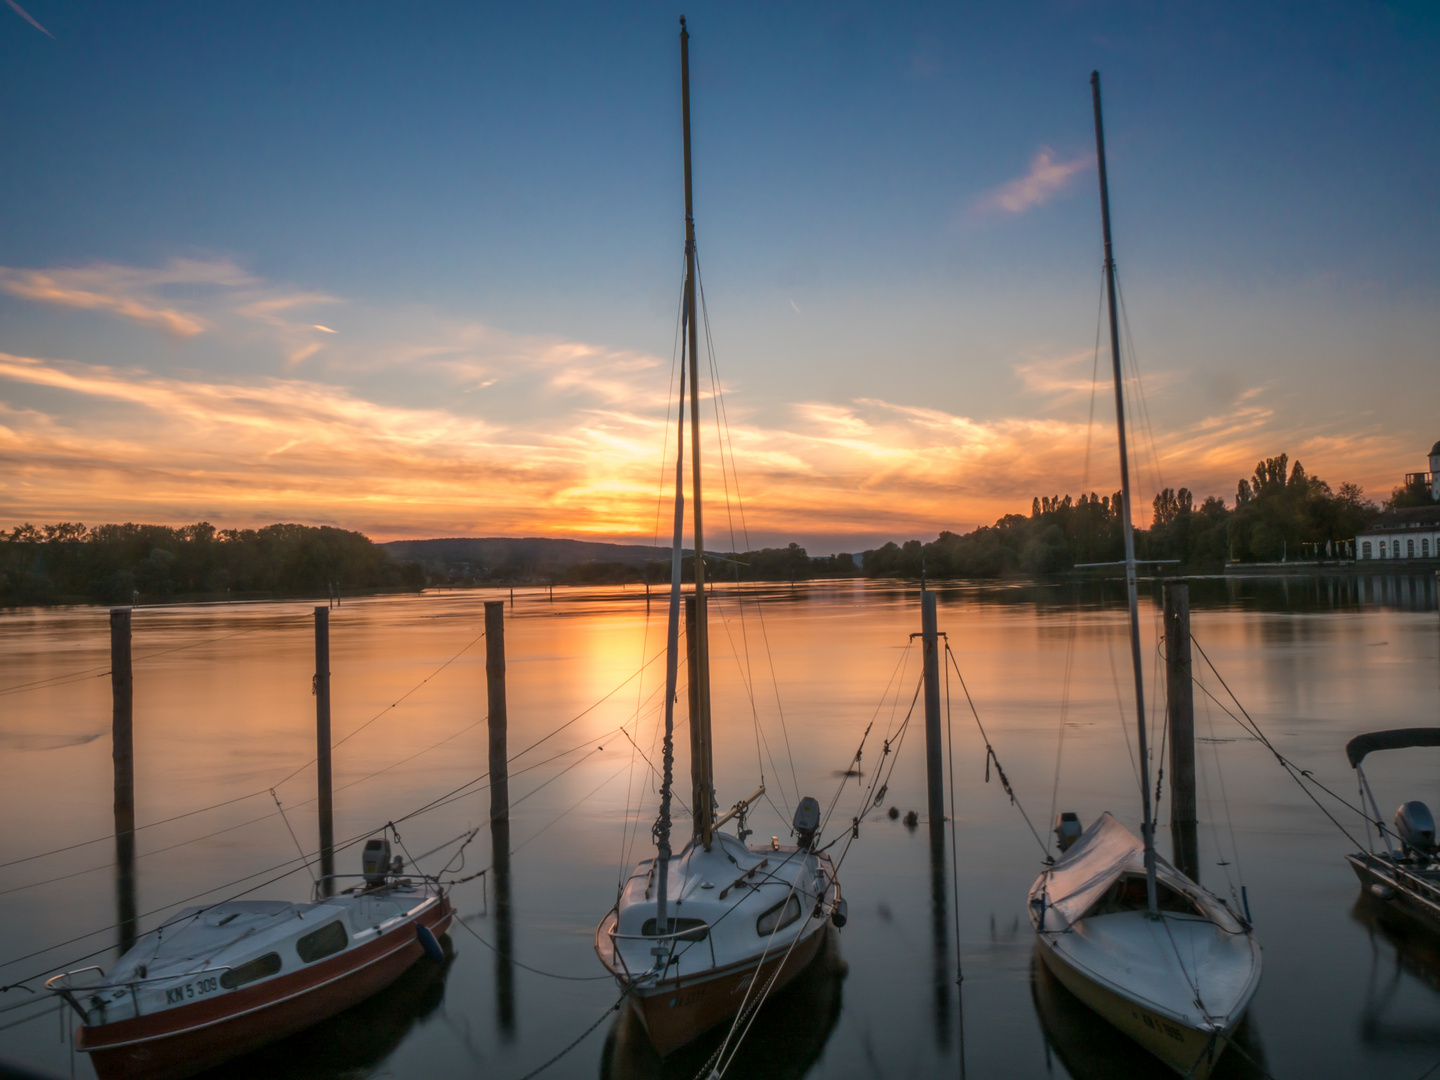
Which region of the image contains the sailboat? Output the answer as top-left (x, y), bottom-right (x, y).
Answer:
top-left (594, 17), bottom-right (845, 1058)
top-left (1026, 72), bottom-right (1262, 1079)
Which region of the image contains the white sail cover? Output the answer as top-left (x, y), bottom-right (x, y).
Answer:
top-left (1036, 811), bottom-right (1143, 930)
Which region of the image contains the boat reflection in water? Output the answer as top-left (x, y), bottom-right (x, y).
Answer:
top-left (1030, 947), bottom-right (1268, 1080)
top-left (599, 928), bottom-right (847, 1080)
top-left (195, 935), bottom-right (456, 1080)
top-left (1351, 891), bottom-right (1440, 1049)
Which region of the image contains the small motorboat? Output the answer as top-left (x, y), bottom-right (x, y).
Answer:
top-left (1030, 814), bottom-right (1262, 1079)
top-left (47, 838), bottom-right (452, 1080)
top-left (1345, 727), bottom-right (1440, 928)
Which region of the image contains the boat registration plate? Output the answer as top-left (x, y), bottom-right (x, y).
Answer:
top-left (165, 976), bottom-right (221, 1004)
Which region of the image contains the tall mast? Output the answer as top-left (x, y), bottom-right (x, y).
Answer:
top-left (1091, 70), bottom-right (1158, 916)
top-left (651, 339), bottom-right (686, 950)
top-left (680, 16), bottom-right (715, 849)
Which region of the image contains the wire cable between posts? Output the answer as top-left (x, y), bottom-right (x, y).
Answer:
top-left (0, 621), bottom-right (489, 873)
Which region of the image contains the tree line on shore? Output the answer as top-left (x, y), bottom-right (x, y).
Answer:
top-left (0, 522), bottom-right (424, 606)
top-left (2, 452), bottom-right (1425, 605)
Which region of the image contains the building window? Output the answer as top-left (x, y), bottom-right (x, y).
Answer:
top-left (1363, 541), bottom-right (1372, 558)
top-left (1380, 540), bottom-right (1387, 557)
top-left (1425, 538), bottom-right (1432, 557)
top-left (1408, 538), bottom-right (1416, 558)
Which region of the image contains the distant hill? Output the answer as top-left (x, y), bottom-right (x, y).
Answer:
top-left (379, 536), bottom-right (673, 572)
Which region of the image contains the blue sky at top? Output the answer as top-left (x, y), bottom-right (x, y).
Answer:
top-left (0, 1), bottom-right (1436, 547)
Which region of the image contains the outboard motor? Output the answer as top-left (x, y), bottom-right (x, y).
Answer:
top-left (1054, 812), bottom-right (1082, 853)
top-left (793, 796), bottom-right (821, 849)
top-left (362, 837), bottom-right (392, 886)
top-left (1395, 801), bottom-right (1437, 858)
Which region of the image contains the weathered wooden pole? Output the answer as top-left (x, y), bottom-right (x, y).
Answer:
top-left (314, 606), bottom-right (335, 895)
top-left (110, 608), bottom-right (137, 955)
top-left (485, 601), bottom-right (509, 825)
top-left (921, 589), bottom-right (945, 829)
top-left (1164, 582), bottom-right (1200, 883)
top-left (483, 600), bottom-right (515, 1036)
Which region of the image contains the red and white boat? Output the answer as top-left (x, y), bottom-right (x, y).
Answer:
top-left (47, 840), bottom-right (452, 1080)
top-left (596, 828), bottom-right (843, 1056)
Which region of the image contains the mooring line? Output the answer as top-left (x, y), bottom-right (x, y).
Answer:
top-left (0, 621), bottom-right (486, 872)
top-left (511, 992), bottom-right (629, 1079)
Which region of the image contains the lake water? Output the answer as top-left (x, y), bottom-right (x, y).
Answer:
top-left (2, 574), bottom-right (1439, 1079)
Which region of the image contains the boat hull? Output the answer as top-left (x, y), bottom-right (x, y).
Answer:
top-left (628, 922), bottom-right (829, 1057)
top-left (77, 898), bottom-right (453, 1080)
top-left (1036, 932), bottom-right (1232, 1079)
top-left (1348, 852), bottom-right (1440, 932)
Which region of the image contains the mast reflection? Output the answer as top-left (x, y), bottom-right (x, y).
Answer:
top-left (929, 820), bottom-right (951, 1049)
top-left (493, 818), bottom-right (517, 1039)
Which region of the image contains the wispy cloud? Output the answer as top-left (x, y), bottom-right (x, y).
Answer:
top-left (970, 148), bottom-right (1090, 218)
top-left (0, 259), bottom-right (340, 363)
top-left (5, 0), bottom-right (52, 38)
top-left (0, 258), bottom-right (1419, 548)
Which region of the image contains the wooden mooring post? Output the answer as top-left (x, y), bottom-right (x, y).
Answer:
top-left (1164, 581), bottom-right (1200, 883)
top-left (315, 607), bottom-right (335, 895)
top-left (111, 608), bottom-right (137, 955)
top-left (921, 589), bottom-right (945, 830)
top-left (484, 600), bottom-right (515, 1036)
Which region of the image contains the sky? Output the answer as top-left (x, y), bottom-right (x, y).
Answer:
top-left (0, 1), bottom-right (1436, 553)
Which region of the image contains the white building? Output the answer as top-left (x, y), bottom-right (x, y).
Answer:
top-left (1358, 506), bottom-right (1440, 561)
top-left (1355, 441), bottom-right (1440, 562)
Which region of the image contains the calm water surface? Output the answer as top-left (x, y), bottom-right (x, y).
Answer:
top-left (2, 576), bottom-right (1439, 1079)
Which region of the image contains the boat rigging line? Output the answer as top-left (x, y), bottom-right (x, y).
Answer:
top-left (1188, 634), bottom-right (1368, 849)
top-left (943, 643), bottom-right (1049, 857)
top-left (0, 645), bottom-right (678, 992)
top-left (0, 608), bottom-right (315, 700)
top-left (0, 618), bottom-right (493, 873)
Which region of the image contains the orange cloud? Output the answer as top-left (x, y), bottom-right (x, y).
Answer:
top-left (0, 344), bottom-right (1410, 548)
top-left (0, 258), bottom-right (1423, 550)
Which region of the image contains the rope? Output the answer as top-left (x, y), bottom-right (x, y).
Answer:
top-left (0, 620), bottom-right (487, 872)
top-left (0, 610), bottom-right (314, 700)
top-left (1190, 636), bottom-right (1367, 848)
top-left (697, 251), bottom-right (802, 813)
top-left (451, 916), bottom-right (611, 981)
top-left (511, 992), bottom-right (628, 1080)
top-left (270, 626), bottom-right (487, 788)
top-left (0, 716), bottom-right (491, 899)
top-left (944, 644), bottom-right (1048, 857)
top-left (0, 657), bottom-right (662, 985)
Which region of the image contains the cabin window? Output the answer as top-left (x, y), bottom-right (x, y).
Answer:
top-left (1408, 538), bottom-right (1416, 558)
top-left (640, 917), bottom-right (708, 942)
top-left (756, 894), bottom-right (802, 936)
top-left (1362, 541), bottom-right (1371, 558)
top-left (296, 921), bottom-right (349, 964)
top-left (1086, 875), bottom-right (1203, 918)
top-left (219, 952), bottom-right (281, 989)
